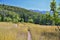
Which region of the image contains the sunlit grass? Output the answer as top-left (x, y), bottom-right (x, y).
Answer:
top-left (0, 22), bottom-right (60, 40)
top-left (0, 22), bottom-right (28, 40)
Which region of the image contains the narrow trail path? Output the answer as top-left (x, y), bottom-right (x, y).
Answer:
top-left (14, 23), bottom-right (32, 40)
top-left (28, 31), bottom-right (32, 40)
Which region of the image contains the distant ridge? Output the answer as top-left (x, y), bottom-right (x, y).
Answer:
top-left (30, 10), bottom-right (53, 15)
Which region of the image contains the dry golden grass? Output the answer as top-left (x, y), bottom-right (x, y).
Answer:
top-left (0, 22), bottom-right (28, 40)
top-left (0, 22), bottom-right (60, 40)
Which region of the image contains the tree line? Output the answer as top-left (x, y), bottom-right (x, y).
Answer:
top-left (0, 0), bottom-right (60, 25)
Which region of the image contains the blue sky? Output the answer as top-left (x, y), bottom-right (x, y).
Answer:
top-left (0, 0), bottom-right (60, 11)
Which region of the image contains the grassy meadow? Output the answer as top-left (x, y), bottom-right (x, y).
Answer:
top-left (0, 22), bottom-right (60, 40)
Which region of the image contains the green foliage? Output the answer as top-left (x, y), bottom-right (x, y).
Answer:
top-left (12, 14), bottom-right (20, 23)
top-left (45, 12), bottom-right (52, 25)
top-left (20, 18), bottom-right (24, 22)
top-left (28, 17), bottom-right (33, 23)
top-left (50, 0), bottom-right (58, 25)
top-left (0, 3), bottom-right (60, 25)
top-left (50, 0), bottom-right (56, 12)
top-left (4, 17), bottom-right (12, 22)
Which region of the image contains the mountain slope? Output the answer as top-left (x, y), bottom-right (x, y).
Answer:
top-left (0, 4), bottom-right (42, 23)
top-left (0, 4), bottom-right (40, 15)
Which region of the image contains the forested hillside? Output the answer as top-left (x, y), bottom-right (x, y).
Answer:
top-left (0, 3), bottom-right (60, 25)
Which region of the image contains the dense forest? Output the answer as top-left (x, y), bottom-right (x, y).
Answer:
top-left (0, 0), bottom-right (60, 25)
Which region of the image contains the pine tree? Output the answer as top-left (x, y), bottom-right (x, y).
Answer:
top-left (50, 0), bottom-right (56, 25)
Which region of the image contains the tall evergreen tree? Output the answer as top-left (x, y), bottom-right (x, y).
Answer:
top-left (50, 0), bottom-right (56, 25)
